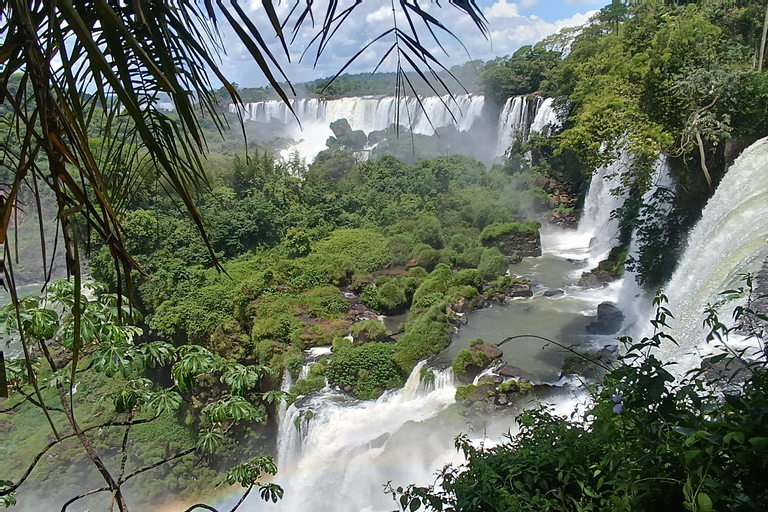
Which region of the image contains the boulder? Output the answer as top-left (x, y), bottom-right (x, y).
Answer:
top-left (579, 268), bottom-right (616, 288)
top-left (480, 222), bottom-right (542, 258)
top-left (586, 302), bottom-right (625, 335)
top-left (543, 289), bottom-right (565, 297)
top-left (498, 364), bottom-right (537, 381)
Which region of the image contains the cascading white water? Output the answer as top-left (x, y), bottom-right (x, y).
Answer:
top-left (570, 149), bottom-right (631, 268)
top-left (494, 96), bottom-right (559, 157)
top-left (267, 362), bottom-right (459, 512)
top-left (529, 97), bottom-right (560, 137)
top-left (230, 94), bottom-right (486, 164)
top-left (495, 96), bottom-right (530, 157)
top-left (617, 155), bottom-right (676, 323)
top-left (650, 137), bottom-right (768, 369)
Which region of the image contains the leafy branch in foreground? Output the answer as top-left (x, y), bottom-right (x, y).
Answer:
top-left (1, 281), bottom-right (284, 511)
top-left (392, 282), bottom-right (768, 512)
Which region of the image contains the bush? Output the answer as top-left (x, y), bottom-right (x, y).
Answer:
top-left (394, 318), bottom-right (449, 372)
top-left (332, 336), bottom-right (352, 352)
top-left (377, 281), bottom-right (408, 312)
top-left (286, 355), bottom-right (304, 379)
top-left (456, 247), bottom-right (483, 268)
top-left (478, 247), bottom-right (508, 281)
top-left (326, 342), bottom-right (403, 398)
top-left (452, 350), bottom-right (475, 375)
top-left (479, 221), bottom-right (541, 242)
top-left (413, 214), bottom-right (444, 249)
top-left (412, 246), bottom-right (442, 271)
top-left (350, 319), bottom-right (389, 343)
top-left (313, 229), bottom-right (393, 273)
top-left (452, 269), bottom-right (483, 288)
top-left (455, 384), bottom-right (477, 403)
top-left (290, 374), bottom-right (326, 397)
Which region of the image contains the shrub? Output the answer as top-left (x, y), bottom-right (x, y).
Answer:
top-left (479, 221), bottom-right (541, 242)
top-left (478, 247), bottom-right (508, 281)
top-left (455, 384), bottom-right (477, 403)
top-left (394, 318), bottom-right (449, 372)
top-left (388, 234), bottom-right (417, 265)
top-left (412, 246), bottom-right (442, 271)
top-left (332, 336), bottom-right (352, 352)
top-left (456, 247), bottom-right (483, 268)
top-left (413, 215), bottom-right (444, 249)
top-left (290, 374), bottom-right (326, 397)
top-left (350, 319), bottom-right (389, 343)
top-left (452, 349), bottom-right (475, 375)
top-left (377, 281), bottom-right (408, 312)
top-left (313, 229), bottom-right (392, 273)
top-left (326, 342), bottom-right (403, 398)
top-left (453, 269), bottom-right (483, 288)
top-left (286, 355), bottom-right (304, 379)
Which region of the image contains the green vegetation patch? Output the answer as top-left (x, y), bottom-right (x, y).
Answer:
top-left (313, 229), bottom-right (393, 273)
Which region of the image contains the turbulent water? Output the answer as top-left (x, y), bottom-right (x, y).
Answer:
top-left (229, 93), bottom-right (558, 162)
top-left (495, 96), bottom-right (560, 157)
top-left (648, 138), bottom-right (768, 369)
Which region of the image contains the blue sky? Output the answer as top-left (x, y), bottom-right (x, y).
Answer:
top-left (216, 0), bottom-right (611, 88)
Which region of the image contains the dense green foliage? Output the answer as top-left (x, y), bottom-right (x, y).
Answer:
top-left (395, 289), bottom-right (768, 512)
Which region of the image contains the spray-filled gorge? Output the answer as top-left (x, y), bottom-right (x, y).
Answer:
top-left (3, 3), bottom-right (768, 512)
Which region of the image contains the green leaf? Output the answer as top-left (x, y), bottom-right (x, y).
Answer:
top-left (697, 492), bottom-right (713, 512)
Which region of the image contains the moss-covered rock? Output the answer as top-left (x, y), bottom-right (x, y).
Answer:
top-left (350, 319), bottom-right (389, 344)
top-left (480, 221), bottom-right (542, 259)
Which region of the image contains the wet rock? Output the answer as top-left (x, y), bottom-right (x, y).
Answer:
top-left (343, 385), bottom-right (353, 393)
top-left (586, 302), bottom-right (625, 335)
top-left (481, 223), bottom-right (542, 258)
top-left (498, 364), bottom-right (537, 381)
top-left (579, 268), bottom-right (616, 288)
top-left (508, 282), bottom-right (533, 298)
top-left (543, 289), bottom-right (565, 297)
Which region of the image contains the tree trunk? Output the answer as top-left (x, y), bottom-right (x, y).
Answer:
top-left (695, 130), bottom-right (713, 189)
top-left (759, 4), bottom-right (768, 72)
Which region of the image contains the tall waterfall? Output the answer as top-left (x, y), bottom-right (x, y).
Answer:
top-left (231, 94), bottom-right (485, 136)
top-left (651, 137), bottom-right (768, 368)
top-left (617, 155), bottom-right (676, 327)
top-left (495, 96), bottom-right (559, 157)
top-left (227, 93), bottom-right (559, 163)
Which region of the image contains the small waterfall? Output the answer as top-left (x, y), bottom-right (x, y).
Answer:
top-left (529, 97), bottom-right (560, 137)
top-left (495, 96), bottom-right (531, 157)
top-left (271, 361), bottom-right (458, 512)
top-left (618, 155), bottom-right (676, 319)
top-left (495, 96), bottom-right (559, 157)
top-left (575, 149), bottom-right (631, 267)
top-left (651, 138), bottom-right (768, 369)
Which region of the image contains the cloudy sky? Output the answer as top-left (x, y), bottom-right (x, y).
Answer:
top-left (214, 0), bottom-right (610, 88)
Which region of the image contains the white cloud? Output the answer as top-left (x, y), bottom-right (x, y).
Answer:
top-left (484, 0), bottom-right (520, 19)
top-left (213, 1), bottom-right (598, 88)
top-left (565, 0), bottom-right (599, 4)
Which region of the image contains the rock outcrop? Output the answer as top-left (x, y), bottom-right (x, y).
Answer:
top-left (586, 302), bottom-right (625, 335)
top-left (480, 221), bottom-right (542, 260)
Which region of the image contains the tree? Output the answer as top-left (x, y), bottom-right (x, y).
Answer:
top-left (1, 281), bottom-right (286, 511)
top-left (0, 1), bottom-right (487, 510)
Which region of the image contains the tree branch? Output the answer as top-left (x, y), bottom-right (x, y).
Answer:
top-left (60, 487), bottom-right (109, 512)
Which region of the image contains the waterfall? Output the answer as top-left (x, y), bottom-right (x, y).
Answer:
top-left (495, 96), bottom-right (559, 157)
top-left (230, 94), bottom-right (485, 163)
top-left (529, 97), bottom-right (560, 137)
top-left (269, 362), bottom-right (458, 512)
top-left (230, 94), bottom-right (485, 136)
top-left (575, 149), bottom-right (631, 267)
top-left (651, 138), bottom-right (768, 369)
top-left (618, 155), bottom-right (676, 321)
